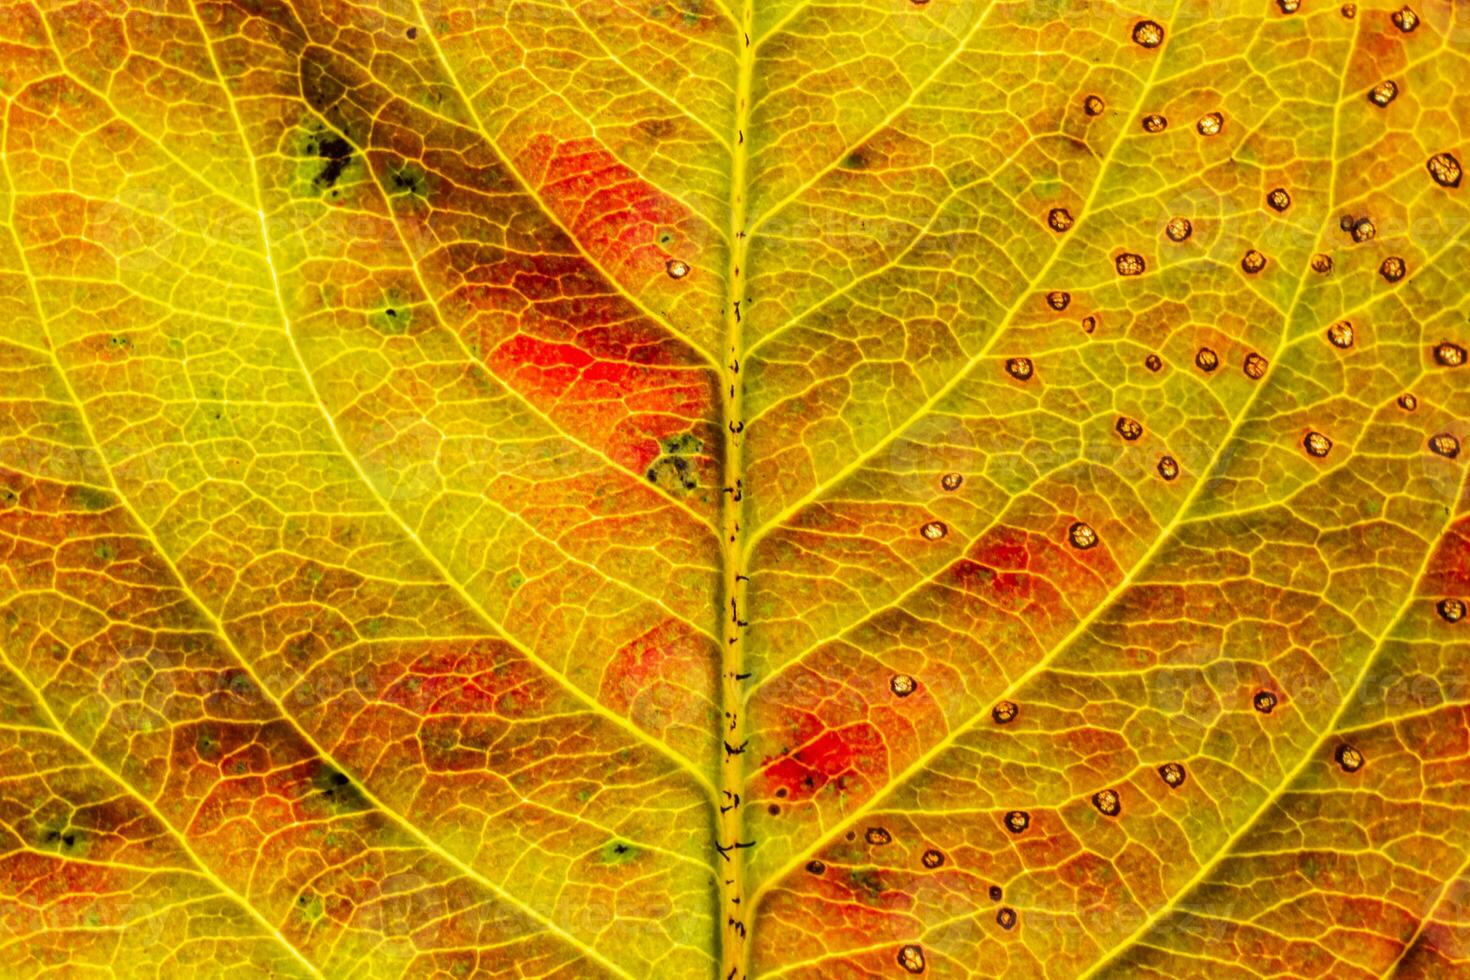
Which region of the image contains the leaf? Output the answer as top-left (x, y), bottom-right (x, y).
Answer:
top-left (0, 1), bottom-right (1466, 978)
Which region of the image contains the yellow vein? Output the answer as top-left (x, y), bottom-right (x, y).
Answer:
top-left (1381, 850), bottom-right (1470, 978)
top-left (744, 0), bottom-right (998, 234)
top-left (743, 0), bottom-right (1183, 552)
top-left (0, 647), bottom-right (322, 979)
top-left (182, 10), bottom-right (716, 803)
top-left (1082, 464), bottom-right (1470, 979)
top-left (404, 6), bottom-right (725, 370)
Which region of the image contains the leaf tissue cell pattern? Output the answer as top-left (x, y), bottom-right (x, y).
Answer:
top-left (0, 1), bottom-right (1466, 978)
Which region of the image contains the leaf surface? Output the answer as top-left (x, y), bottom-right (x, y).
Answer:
top-left (0, 1), bottom-right (1468, 978)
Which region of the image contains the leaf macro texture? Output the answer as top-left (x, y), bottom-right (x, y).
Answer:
top-left (0, 0), bottom-right (1468, 977)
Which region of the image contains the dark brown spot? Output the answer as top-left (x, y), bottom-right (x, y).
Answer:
top-left (1115, 253), bottom-right (1146, 277)
top-left (1429, 433), bottom-right (1461, 459)
top-left (1091, 789), bottom-right (1121, 817)
top-left (996, 907), bottom-right (1018, 930)
top-left (1427, 152), bottom-right (1462, 188)
top-left (1006, 357), bottom-right (1034, 381)
top-left (1367, 80), bottom-right (1398, 107)
top-left (1434, 342), bottom-right (1467, 367)
top-left (1004, 810), bottom-right (1030, 834)
top-left (1115, 416), bottom-right (1144, 441)
top-left (1158, 762), bottom-right (1186, 787)
top-left (1068, 521), bottom-right (1098, 550)
top-left (1132, 20), bottom-right (1165, 48)
top-left (1254, 690), bottom-right (1278, 714)
top-left (992, 701), bottom-right (1018, 724)
top-left (1195, 347), bottom-right (1219, 372)
top-left (897, 944), bottom-right (926, 974)
top-left (921, 849), bottom-right (945, 869)
top-left (1335, 744), bottom-right (1364, 772)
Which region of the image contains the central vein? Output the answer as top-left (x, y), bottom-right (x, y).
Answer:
top-left (718, 1), bottom-right (757, 977)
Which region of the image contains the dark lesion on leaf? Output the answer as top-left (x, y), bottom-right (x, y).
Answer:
top-left (314, 767), bottom-right (370, 812)
top-left (645, 431), bottom-right (706, 495)
top-left (311, 132), bottom-right (353, 190)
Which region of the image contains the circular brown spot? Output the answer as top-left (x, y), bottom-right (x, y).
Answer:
top-left (1145, 354), bottom-right (1163, 372)
top-left (806, 860), bottom-right (826, 874)
top-left (1434, 342), bottom-right (1467, 367)
top-left (1242, 352), bottom-right (1268, 380)
top-left (921, 849), bottom-right (945, 869)
top-left (996, 907), bottom-right (1018, 930)
top-left (1142, 113), bottom-right (1168, 134)
top-left (1438, 598), bottom-right (1466, 623)
top-left (1368, 80), bottom-right (1398, 108)
top-left (1115, 416), bottom-right (1144, 441)
top-left (920, 521), bottom-right (947, 541)
top-left (940, 472), bottom-right (964, 492)
top-left (1158, 762), bottom-right (1186, 788)
top-left (1397, 393), bottom-right (1417, 411)
top-left (1068, 521), bottom-right (1098, 550)
top-left (1084, 94), bottom-right (1106, 116)
top-left (1335, 744), bottom-right (1364, 773)
top-left (1046, 290), bottom-right (1072, 311)
top-left (1115, 252), bottom-right (1146, 277)
top-left (897, 944), bottom-right (926, 974)
top-left (1047, 208), bottom-right (1075, 233)
top-left (989, 885), bottom-right (1003, 901)
top-left (992, 700), bottom-right (1018, 724)
top-left (1165, 217), bottom-right (1193, 242)
top-left (1392, 6), bottom-right (1420, 31)
top-left (1157, 455), bottom-right (1179, 481)
top-left (1427, 152), bottom-right (1462, 188)
top-left (1310, 253), bottom-right (1333, 274)
top-left (1006, 357), bottom-right (1034, 381)
top-left (1241, 249), bottom-right (1267, 274)
top-left (1092, 789), bottom-right (1121, 816)
top-left (1004, 810), bottom-right (1030, 834)
top-left (664, 259), bottom-right (690, 279)
top-left (866, 827), bottom-right (892, 846)
top-left (1429, 433), bottom-right (1461, 459)
top-left (890, 674), bottom-right (918, 697)
top-left (1132, 20), bottom-right (1165, 48)
top-left (1326, 321), bottom-right (1354, 349)
top-left (1081, 315), bottom-right (1097, 335)
top-left (1351, 217), bottom-right (1376, 243)
top-left (1196, 111), bottom-right (1224, 136)
top-left (1303, 431), bottom-right (1333, 458)
top-left (1195, 347), bottom-right (1219, 372)
top-left (1254, 690), bottom-right (1279, 714)
top-left (1266, 188), bottom-right (1291, 212)
top-left (1379, 256), bottom-right (1407, 283)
